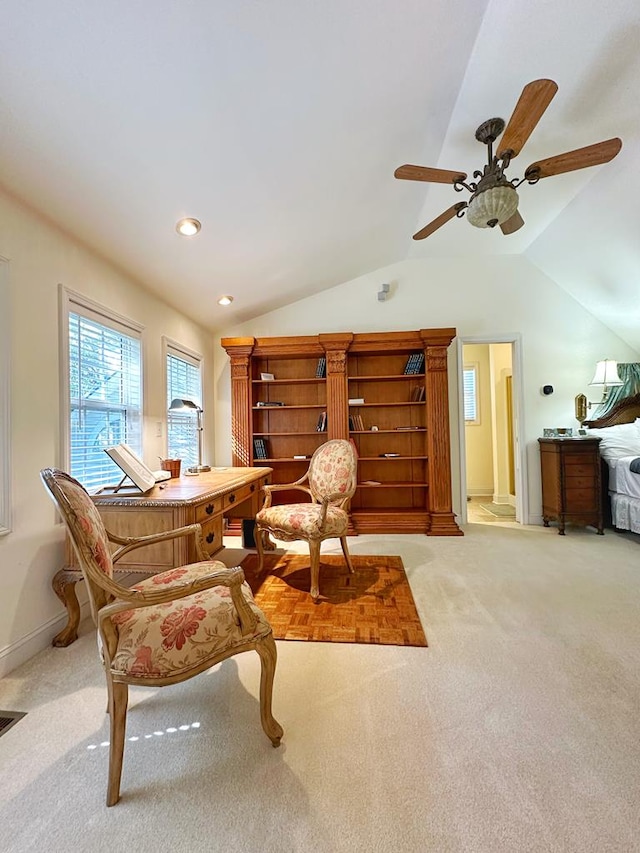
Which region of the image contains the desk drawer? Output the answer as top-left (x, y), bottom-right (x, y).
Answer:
top-left (195, 497), bottom-right (223, 523)
top-left (223, 481), bottom-right (259, 511)
top-left (199, 516), bottom-right (224, 557)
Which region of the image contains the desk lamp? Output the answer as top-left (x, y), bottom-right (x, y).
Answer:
top-left (168, 398), bottom-right (211, 472)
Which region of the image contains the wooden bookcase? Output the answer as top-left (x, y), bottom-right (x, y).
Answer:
top-left (221, 330), bottom-right (461, 536)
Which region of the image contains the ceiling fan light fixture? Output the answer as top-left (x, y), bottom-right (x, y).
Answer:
top-left (466, 185), bottom-right (519, 229)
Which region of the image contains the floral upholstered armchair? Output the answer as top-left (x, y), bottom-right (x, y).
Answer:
top-left (254, 439), bottom-right (358, 600)
top-left (40, 468), bottom-right (283, 807)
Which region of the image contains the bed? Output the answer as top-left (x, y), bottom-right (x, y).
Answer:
top-left (584, 393), bottom-right (640, 533)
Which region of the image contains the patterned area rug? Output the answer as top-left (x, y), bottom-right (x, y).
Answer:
top-left (240, 553), bottom-right (427, 647)
top-left (479, 503), bottom-right (516, 518)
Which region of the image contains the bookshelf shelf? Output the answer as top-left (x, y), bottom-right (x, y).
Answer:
top-left (252, 377), bottom-right (326, 385)
top-left (222, 329), bottom-right (461, 536)
top-left (253, 404), bottom-right (325, 410)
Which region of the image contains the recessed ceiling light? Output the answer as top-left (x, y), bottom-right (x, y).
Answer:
top-left (176, 218), bottom-right (201, 237)
top-left (218, 295), bottom-right (233, 306)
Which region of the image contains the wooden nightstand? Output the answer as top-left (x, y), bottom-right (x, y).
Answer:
top-left (538, 437), bottom-right (603, 535)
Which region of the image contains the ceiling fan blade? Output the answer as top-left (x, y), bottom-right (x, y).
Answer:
top-left (395, 164), bottom-right (467, 184)
top-left (500, 210), bottom-right (524, 235)
top-left (497, 79), bottom-right (558, 160)
top-left (524, 137), bottom-right (622, 179)
top-left (413, 202), bottom-right (467, 240)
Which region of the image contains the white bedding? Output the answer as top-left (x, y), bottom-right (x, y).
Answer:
top-left (611, 493), bottom-right (640, 533)
top-left (604, 455), bottom-right (640, 533)
top-left (610, 455), bottom-right (640, 500)
top-left (583, 421), bottom-right (640, 531)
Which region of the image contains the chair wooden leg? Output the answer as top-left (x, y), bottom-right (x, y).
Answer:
top-left (255, 523), bottom-right (265, 572)
top-left (255, 635), bottom-right (283, 747)
top-left (340, 536), bottom-right (355, 573)
top-left (107, 681), bottom-right (128, 807)
top-left (309, 539), bottom-right (321, 600)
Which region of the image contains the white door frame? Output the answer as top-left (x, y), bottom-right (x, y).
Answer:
top-left (456, 333), bottom-right (528, 525)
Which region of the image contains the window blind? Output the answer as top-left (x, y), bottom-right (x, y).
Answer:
top-left (463, 366), bottom-right (478, 422)
top-left (167, 351), bottom-right (202, 467)
top-left (69, 311), bottom-right (142, 491)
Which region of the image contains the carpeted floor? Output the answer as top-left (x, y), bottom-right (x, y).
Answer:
top-left (479, 502), bottom-right (516, 518)
top-left (241, 552), bottom-right (427, 646)
top-left (2, 526), bottom-right (640, 852)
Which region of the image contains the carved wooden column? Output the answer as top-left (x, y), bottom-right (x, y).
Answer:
top-left (221, 337), bottom-right (255, 467)
top-left (319, 333), bottom-right (352, 440)
top-left (422, 329), bottom-right (462, 535)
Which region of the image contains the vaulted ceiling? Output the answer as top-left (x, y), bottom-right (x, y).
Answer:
top-left (1, 0), bottom-right (638, 348)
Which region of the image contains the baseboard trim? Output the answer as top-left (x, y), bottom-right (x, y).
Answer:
top-left (0, 600), bottom-right (92, 678)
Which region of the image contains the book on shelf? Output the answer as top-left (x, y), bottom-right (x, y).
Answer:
top-left (379, 452), bottom-right (400, 457)
top-left (410, 385), bottom-right (426, 402)
top-left (253, 437), bottom-right (269, 460)
top-left (293, 455), bottom-right (310, 460)
top-left (260, 372), bottom-right (275, 381)
top-left (315, 356), bottom-right (326, 378)
top-left (403, 352), bottom-right (425, 374)
top-left (316, 411), bottom-right (327, 432)
top-left (349, 413), bottom-right (365, 431)
top-left (348, 397), bottom-right (365, 405)
top-left (256, 400), bottom-right (285, 407)
top-left (396, 425), bottom-right (421, 431)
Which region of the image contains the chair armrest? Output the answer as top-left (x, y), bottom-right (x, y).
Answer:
top-left (98, 565), bottom-right (258, 636)
top-left (108, 523), bottom-right (209, 563)
top-left (262, 480), bottom-right (311, 509)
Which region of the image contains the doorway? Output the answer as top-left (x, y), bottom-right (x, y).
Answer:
top-left (456, 335), bottom-right (527, 527)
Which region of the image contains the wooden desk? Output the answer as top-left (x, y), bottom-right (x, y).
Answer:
top-left (52, 466), bottom-right (272, 646)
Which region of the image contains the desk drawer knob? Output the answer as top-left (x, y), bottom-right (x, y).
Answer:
top-left (205, 503), bottom-right (214, 515)
top-left (228, 493), bottom-right (236, 503)
top-left (206, 532), bottom-right (215, 544)
top-left (250, 484), bottom-right (255, 492)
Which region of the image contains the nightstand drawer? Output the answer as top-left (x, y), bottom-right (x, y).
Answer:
top-left (565, 475), bottom-right (596, 490)
top-left (563, 461), bottom-right (596, 476)
top-left (564, 488), bottom-right (596, 511)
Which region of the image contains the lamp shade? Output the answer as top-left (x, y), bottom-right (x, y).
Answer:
top-left (466, 185), bottom-right (519, 229)
top-left (169, 398), bottom-right (201, 412)
top-left (589, 360), bottom-right (623, 387)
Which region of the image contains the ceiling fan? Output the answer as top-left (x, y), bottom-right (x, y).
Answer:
top-left (395, 79), bottom-right (622, 240)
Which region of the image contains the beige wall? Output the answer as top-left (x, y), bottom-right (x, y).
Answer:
top-left (0, 188), bottom-right (215, 675)
top-left (464, 344), bottom-right (494, 495)
top-left (489, 343), bottom-right (513, 504)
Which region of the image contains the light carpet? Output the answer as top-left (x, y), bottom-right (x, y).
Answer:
top-left (1, 525), bottom-right (640, 852)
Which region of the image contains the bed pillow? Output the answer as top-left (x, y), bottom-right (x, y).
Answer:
top-left (585, 422), bottom-right (640, 462)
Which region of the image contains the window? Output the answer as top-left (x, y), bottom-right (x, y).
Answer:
top-left (0, 257), bottom-right (10, 535)
top-left (165, 339), bottom-right (203, 468)
top-left (463, 364), bottom-right (480, 424)
top-left (61, 289), bottom-right (144, 492)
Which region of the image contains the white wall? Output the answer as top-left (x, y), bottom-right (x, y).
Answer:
top-left (213, 255), bottom-right (639, 524)
top-left (0, 188), bottom-right (215, 675)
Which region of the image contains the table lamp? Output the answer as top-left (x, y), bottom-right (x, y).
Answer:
top-left (168, 398), bottom-right (211, 472)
